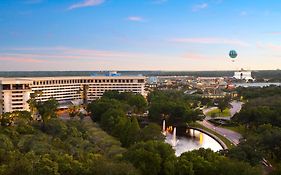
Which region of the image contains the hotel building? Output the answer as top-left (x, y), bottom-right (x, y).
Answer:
top-left (0, 75), bottom-right (145, 114)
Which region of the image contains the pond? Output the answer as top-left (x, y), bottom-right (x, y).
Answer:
top-left (165, 128), bottom-right (223, 157)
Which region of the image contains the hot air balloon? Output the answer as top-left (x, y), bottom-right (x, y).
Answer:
top-left (229, 50), bottom-right (237, 62)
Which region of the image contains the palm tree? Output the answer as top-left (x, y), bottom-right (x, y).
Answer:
top-left (68, 105), bottom-right (80, 119)
top-left (82, 84), bottom-right (89, 106)
top-left (27, 90), bottom-right (43, 120)
top-left (77, 85), bottom-right (89, 106)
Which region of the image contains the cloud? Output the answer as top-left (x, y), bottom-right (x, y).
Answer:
top-left (257, 42), bottom-right (281, 51)
top-left (0, 47), bottom-right (159, 61)
top-left (183, 53), bottom-right (208, 60)
top-left (0, 56), bottom-right (46, 63)
top-left (170, 37), bottom-right (250, 47)
top-left (192, 3), bottom-right (208, 12)
top-left (127, 16), bottom-right (144, 22)
top-left (183, 52), bottom-right (218, 60)
top-left (68, 0), bottom-right (105, 10)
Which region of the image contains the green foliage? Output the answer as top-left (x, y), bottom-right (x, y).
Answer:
top-left (177, 149), bottom-right (261, 175)
top-left (68, 105), bottom-right (80, 119)
top-left (139, 123), bottom-right (164, 142)
top-left (124, 141), bottom-right (176, 175)
top-left (237, 86), bottom-right (281, 99)
top-left (36, 98), bottom-right (59, 123)
top-left (0, 119), bottom-right (138, 175)
top-left (0, 111), bottom-right (32, 126)
top-left (128, 94), bottom-right (148, 113)
top-left (148, 90), bottom-right (201, 125)
top-left (101, 108), bottom-right (126, 132)
top-left (217, 95), bottom-right (231, 113)
top-left (227, 124), bottom-right (281, 165)
top-left (87, 98), bottom-right (124, 122)
top-left (102, 91), bottom-right (148, 113)
top-left (233, 96), bottom-right (281, 128)
top-left (206, 108), bottom-right (231, 117)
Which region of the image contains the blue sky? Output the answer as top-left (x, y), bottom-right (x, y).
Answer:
top-left (0, 0), bottom-right (281, 71)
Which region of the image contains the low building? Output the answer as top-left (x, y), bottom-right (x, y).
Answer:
top-left (195, 77), bottom-right (228, 99)
top-left (0, 75), bottom-right (145, 114)
top-left (233, 70), bottom-right (254, 81)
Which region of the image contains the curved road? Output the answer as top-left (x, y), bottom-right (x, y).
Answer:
top-left (200, 101), bottom-right (243, 145)
top-left (197, 120), bottom-right (242, 145)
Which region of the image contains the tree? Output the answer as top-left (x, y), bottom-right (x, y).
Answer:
top-left (87, 98), bottom-right (124, 122)
top-left (68, 105), bottom-right (80, 119)
top-left (125, 116), bottom-right (140, 146)
top-left (178, 149), bottom-right (262, 175)
top-left (34, 154), bottom-right (60, 175)
top-left (124, 141), bottom-right (176, 175)
top-left (27, 90), bottom-right (43, 120)
top-left (217, 96), bottom-right (231, 113)
top-left (100, 108), bottom-right (126, 132)
top-left (0, 112), bottom-right (14, 126)
top-left (128, 94), bottom-right (148, 114)
top-left (37, 98), bottom-right (59, 124)
top-left (139, 123), bottom-right (164, 142)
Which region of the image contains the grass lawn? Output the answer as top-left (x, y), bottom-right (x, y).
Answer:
top-left (221, 125), bottom-right (246, 136)
top-left (206, 108), bottom-right (231, 117)
top-left (189, 122), bottom-right (235, 149)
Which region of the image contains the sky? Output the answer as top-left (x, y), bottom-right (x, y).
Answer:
top-left (0, 0), bottom-right (281, 71)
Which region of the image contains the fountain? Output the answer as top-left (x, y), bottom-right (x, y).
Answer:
top-left (162, 120), bottom-right (166, 136)
top-left (171, 127), bottom-right (179, 147)
top-left (163, 120), bottom-right (223, 156)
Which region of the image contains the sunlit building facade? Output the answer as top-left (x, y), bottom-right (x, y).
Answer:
top-left (0, 76), bottom-right (145, 114)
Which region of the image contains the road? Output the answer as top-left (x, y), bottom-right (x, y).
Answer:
top-left (229, 101), bottom-right (243, 117)
top-left (197, 120), bottom-right (242, 145)
top-left (201, 101), bottom-right (243, 145)
top-left (203, 100), bottom-right (243, 120)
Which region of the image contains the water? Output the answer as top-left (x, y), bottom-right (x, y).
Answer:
top-left (165, 129), bottom-right (223, 157)
top-left (234, 82), bottom-right (281, 87)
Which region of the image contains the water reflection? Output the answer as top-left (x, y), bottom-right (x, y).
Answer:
top-left (165, 129), bottom-right (223, 157)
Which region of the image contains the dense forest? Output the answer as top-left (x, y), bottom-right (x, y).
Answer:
top-left (0, 90), bottom-right (267, 175)
top-left (229, 86), bottom-right (281, 174)
top-left (1, 70), bottom-right (281, 81)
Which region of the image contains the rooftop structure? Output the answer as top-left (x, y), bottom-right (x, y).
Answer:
top-left (233, 70), bottom-right (254, 81)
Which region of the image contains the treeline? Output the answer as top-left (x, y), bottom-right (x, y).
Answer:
top-left (236, 86), bottom-right (281, 99)
top-left (0, 116), bottom-right (139, 175)
top-left (0, 90), bottom-right (268, 175)
top-left (147, 90), bottom-right (203, 125)
top-left (87, 90), bottom-right (262, 175)
top-left (2, 70), bottom-right (281, 81)
top-left (230, 87), bottom-right (281, 174)
top-left (87, 91), bottom-right (163, 147)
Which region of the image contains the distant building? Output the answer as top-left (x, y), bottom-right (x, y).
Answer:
top-left (233, 70), bottom-right (254, 81)
top-left (0, 75), bottom-right (145, 114)
top-left (146, 77), bottom-right (158, 88)
top-left (195, 77), bottom-right (227, 98)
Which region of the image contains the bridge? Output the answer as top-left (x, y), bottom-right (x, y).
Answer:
top-left (187, 126), bottom-right (228, 150)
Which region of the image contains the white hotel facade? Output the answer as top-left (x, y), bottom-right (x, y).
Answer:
top-left (0, 75), bottom-right (145, 114)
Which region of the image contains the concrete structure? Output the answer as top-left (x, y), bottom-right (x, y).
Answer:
top-left (233, 70), bottom-right (254, 81)
top-left (0, 75), bottom-right (145, 114)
